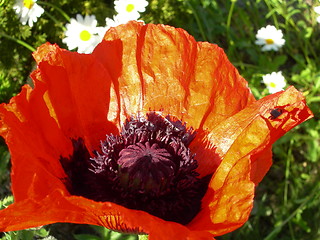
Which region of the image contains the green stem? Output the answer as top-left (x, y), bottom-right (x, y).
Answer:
top-left (305, 39), bottom-right (318, 62)
top-left (263, 183), bottom-right (320, 240)
top-left (288, 221), bottom-right (296, 240)
top-left (226, 0), bottom-right (236, 32)
top-left (226, 0), bottom-right (236, 55)
top-left (286, 17), bottom-right (312, 66)
top-left (37, 1), bottom-right (70, 22)
top-left (309, 96), bottom-right (320, 103)
top-left (283, 141), bottom-right (293, 206)
top-left (0, 33), bottom-right (36, 52)
top-left (263, 0), bottom-right (279, 28)
top-left (43, 11), bottom-right (67, 31)
top-left (186, 1), bottom-right (208, 42)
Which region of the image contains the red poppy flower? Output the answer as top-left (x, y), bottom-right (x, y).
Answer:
top-left (0, 21), bottom-right (313, 239)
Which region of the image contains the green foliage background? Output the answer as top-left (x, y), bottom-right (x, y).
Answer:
top-left (0, 0), bottom-right (319, 239)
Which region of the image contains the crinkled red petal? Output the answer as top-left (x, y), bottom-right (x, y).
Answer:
top-left (0, 84), bottom-right (71, 201)
top-left (33, 43), bottom-right (118, 152)
top-left (93, 21), bottom-right (255, 129)
top-left (0, 189), bottom-right (214, 240)
top-left (193, 86), bottom-right (313, 179)
top-left (188, 86), bottom-right (313, 236)
top-left (0, 21), bottom-right (314, 240)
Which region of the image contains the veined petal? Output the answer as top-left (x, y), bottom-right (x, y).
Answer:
top-left (0, 21), bottom-right (313, 239)
top-left (188, 155), bottom-right (254, 236)
top-left (0, 84), bottom-right (71, 201)
top-left (0, 190), bottom-right (214, 240)
top-left (93, 21), bottom-right (255, 129)
top-left (32, 43), bottom-right (118, 152)
top-left (193, 86), bottom-right (313, 179)
top-left (0, 42), bottom-right (120, 200)
top-left (188, 86), bottom-right (313, 235)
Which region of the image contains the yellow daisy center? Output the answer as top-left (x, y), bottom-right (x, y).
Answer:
top-left (265, 39), bottom-right (274, 45)
top-left (269, 82), bottom-right (276, 88)
top-left (23, 0), bottom-right (34, 9)
top-left (126, 4), bottom-right (135, 12)
top-left (80, 30), bottom-right (91, 41)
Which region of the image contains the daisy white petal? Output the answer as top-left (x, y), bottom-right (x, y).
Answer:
top-left (105, 14), bottom-right (128, 28)
top-left (314, 6), bottom-right (320, 14)
top-left (103, 15), bottom-right (145, 37)
top-left (13, 0), bottom-right (44, 27)
top-left (262, 71), bottom-right (286, 94)
top-left (314, 6), bottom-right (320, 23)
top-left (62, 14), bottom-right (103, 54)
top-left (105, 13), bottom-right (144, 30)
top-left (255, 25), bottom-right (285, 51)
top-left (114, 0), bottom-right (148, 20)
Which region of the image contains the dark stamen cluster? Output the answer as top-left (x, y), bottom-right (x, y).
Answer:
top-left (61, 112), bottom-right (211, 225)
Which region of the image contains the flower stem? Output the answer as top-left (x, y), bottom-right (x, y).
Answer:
top-left (263, 182), bottom-right (320, 240)
top-left (226, 0), bottom-right (236, 55)
top-left (43, 11), bottom-right (67, 31)
top-left (263, 0), bottom-right (279, 28)
top-left (37, 1), bottom-right (70, 22)
top-left (0, 32), bottom-right (36, 52)
top-left (226, 0), bottom-right (236, 32)
top-left (283, 140), bottom-right (293, 206)
top-left (186, 1), bottom-right (208, 42)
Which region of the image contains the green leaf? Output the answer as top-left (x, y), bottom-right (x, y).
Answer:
top-left (273, 55), bottom-right (287, 69)
top-left (0, 195), bottom-right (14, 210)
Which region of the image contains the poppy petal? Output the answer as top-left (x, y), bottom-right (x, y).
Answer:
top-left (188, 86), bottom-right (313, 235)
top-left (193, 86), bottom-right (313, 178)
top-left (32, 43), bottom-right (118, 152)
top-left (0, 21), bottom-right (313, 240)
top-left (0, 42), bottom-right (120, 201)
top-left (0, 190), bottom-right (214, 240)
top-left (188, 155), bottom-right (254, 236)
top-left (0, 84), bottom-right (71, 201)
top-left (93, 21), bottom-right (255, 128)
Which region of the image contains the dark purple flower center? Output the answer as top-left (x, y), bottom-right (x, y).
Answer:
top-left (60, 112), bottom-right (211, 225)
top-left (117, 142), bottom-right (175, 193)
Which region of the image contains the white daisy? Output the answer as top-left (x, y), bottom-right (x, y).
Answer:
top-left (314, 6), bottom-right (320, 23)
top-left (262, 71), bottom-right (286, 94)
top-left (114, 0), bottom-right (149, 21)
top-left (105, 14), bottom-right (129, 29)
top-left (105, 14), bottom-right (145, 31)
top-left (255, 25), bottom-right (285, 51)
top-left (95, 26), bottom-right (109, 39)
top-left (13, 0), bottom-right (44, 27)
top-left (62, 14), bottom-right (103, 54)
